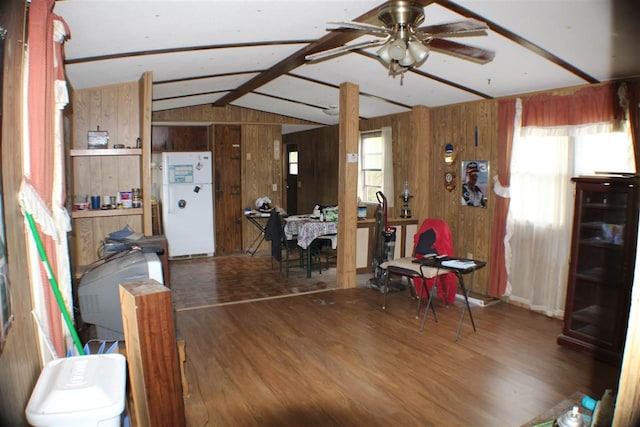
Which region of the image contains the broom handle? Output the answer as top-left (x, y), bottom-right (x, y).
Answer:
top-left (25, 212), bottom-right (85, 355)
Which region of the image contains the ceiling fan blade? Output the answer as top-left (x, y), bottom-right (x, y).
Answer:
top-left (429, 39), bottom-right (495, 64)
top-left (416, 18), bottom-right (489, 38)
top-left (327, 21), bottom-right (392, 37)
top-left (305, 38), bottom-right (389, 62)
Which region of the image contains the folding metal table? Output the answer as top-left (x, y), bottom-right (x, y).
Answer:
top-left (413, 257), bottom-right (487, 341)
top-left (244, 212), bottom-right (270, 256)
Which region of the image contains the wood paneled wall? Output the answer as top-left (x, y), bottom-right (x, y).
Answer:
top-left (0, 1), bottom-right (43, 425)
top-left (152, 104), bottom-right (307, 250)
top-left (360, 111), bottom-right (416, 218)
top-left (282, 126), bottom-right (339, 213)
top-left (152, 104), bottom-right (316, 126)
top-left (71, 82), bottom-right (143, 267)
top-left (73, 82), bottom-right (141, 149)
top-left (429, 99), bottom-right (498, 295)
top-left (284, 101), bottom-right (496, 295)
top-left (241, 124), bottom-right (283, 250)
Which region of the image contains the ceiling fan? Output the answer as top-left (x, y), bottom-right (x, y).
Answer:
top-left (305, 1), bottom-right (495, 81)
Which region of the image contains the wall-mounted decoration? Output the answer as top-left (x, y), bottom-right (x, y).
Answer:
top-left (444, 143), bottom-right (456, 165)
top-left (460, 160), bottom-right (489, 207)
top-left (444, 171), bottom-right (456, 192)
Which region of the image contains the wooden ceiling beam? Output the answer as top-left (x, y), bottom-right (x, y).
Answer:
top-left (212, 2), bottom-right (388, 107)
top-left (436, 0), bottom-right (599, 83)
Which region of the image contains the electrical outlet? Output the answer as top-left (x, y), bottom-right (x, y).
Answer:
top-left (272, 184), bottom-right (277, 191)
top-left (467, 252), bottom-right (473, 260)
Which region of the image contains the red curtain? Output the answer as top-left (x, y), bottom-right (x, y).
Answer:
top-left (487, 99), bottom-right (516, 297)
top-left (27, 0), bottom-right (68, 356)
top-left (521, 83), bottom-right (623, 127)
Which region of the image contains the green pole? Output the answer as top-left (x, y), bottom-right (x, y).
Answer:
top-left (25, 211), bottom-right (85, 355)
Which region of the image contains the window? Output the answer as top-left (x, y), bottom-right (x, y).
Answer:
top-left (507, 124), bottom-right (634, 316)
top-left (573, 131), bottom-right (634, 176)
top-left (358, 127), bottom-right (393, 205)
top-left (359, 130), bottom-right (383, 202)
top-left (288, 150), bottom-right (298, 175)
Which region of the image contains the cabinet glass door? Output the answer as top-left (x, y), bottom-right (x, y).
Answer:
top-left (569, 186), bottom-right (628, 346)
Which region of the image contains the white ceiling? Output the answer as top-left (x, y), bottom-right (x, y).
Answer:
top-left (54, 0), bottom-right (640, 134)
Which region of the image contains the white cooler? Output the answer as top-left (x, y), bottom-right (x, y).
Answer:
top-left (26, 353), bottom-right (126, 427)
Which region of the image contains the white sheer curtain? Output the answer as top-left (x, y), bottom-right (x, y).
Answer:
top-left (507, 102), bottom-right (634, 317)
top-left (381, 127), bottom-right (394, 206)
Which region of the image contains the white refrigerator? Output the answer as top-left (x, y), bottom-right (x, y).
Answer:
top-left (162, 152), bottom-right (215, 258)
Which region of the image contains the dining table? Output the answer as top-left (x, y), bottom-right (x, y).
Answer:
top-left (284, 216), bottom-right (338, 277)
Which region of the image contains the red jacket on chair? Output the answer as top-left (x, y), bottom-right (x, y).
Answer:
top-left (413, 218), bottom-right (457, 305)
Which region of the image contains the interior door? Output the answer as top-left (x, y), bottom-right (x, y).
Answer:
top-left (214, 125), bottom-right (242, 254)
top-left (286, 144), bottom-right (298, 215)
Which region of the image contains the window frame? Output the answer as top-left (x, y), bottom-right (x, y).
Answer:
top-left (358, 127), bottom-right (394, 206)
top-left (359, 130), bottom-right (383, 203)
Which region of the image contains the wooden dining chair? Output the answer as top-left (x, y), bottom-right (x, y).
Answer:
top-left (271, 214), bottom-right (322, 278)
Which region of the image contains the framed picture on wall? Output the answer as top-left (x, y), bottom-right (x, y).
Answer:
top-left (460, 160), bottom-right (489, 208)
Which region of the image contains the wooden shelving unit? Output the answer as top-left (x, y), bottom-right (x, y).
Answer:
top-left (67, 73), bottom-right (153, 269)
top-left (70, 207), bottom-right (143, 219)
top-left (69, 148), bottom-right (142, 157)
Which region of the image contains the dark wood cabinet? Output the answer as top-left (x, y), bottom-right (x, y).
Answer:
top-left (151, 125), bottom-right (209, 152)
top-left (558, 174), bottom-right (639, 365)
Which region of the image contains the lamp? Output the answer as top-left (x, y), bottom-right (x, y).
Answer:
top-left (387, 39), bottom-right (407, 61)
top-left (407, 40), bottom-right (429, 65)
top-left (400, 181), bottom-right (413, 218)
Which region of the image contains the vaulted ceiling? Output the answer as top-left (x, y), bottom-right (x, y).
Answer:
top-left (54, 0), bottom-right (640, 134)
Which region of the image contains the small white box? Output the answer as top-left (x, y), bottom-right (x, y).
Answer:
top-left (26, 354), bottom-right (126, 427)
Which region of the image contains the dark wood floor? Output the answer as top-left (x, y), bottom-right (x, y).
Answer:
top-left (169, 253), bottom-right (343, 311)
top-left (171, 254), bottom-right (620, 427)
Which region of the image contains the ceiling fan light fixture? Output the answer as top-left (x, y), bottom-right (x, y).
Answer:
top-left (376, 44), bottom-right (392, 64)
top-left (399, 48), bottom-right (414, 67)
top-left (387, 39), bottom-right (407, 61)
top-left (407, 40), bottom-right (429, 66)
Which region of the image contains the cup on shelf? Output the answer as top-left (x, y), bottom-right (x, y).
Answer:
top-left (90, 195), bottom-right (101, 210)
top-left (103, 195), bottom-right (116, 208)
top-left (74, 194), bottom-right (89, 211)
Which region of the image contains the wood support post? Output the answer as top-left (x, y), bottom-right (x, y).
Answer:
top-left (337, 82), bottom-right (359, 288)
top-left (120, 280), bottom-right (185, 427)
